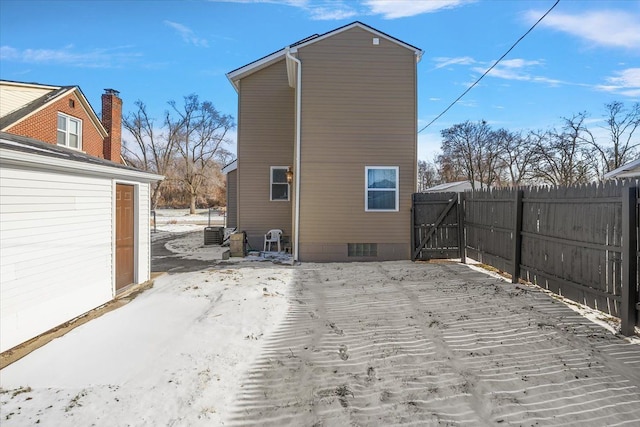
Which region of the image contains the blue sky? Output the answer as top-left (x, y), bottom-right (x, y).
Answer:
top-left (1, 0), bottom-right (639, 161)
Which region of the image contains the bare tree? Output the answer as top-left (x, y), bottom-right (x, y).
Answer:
top-left (167, 94), bottom-right (234, 214)
top-left (495, 130), bottom-right (539, 187)
top-left (417, 159), bottom-right (440, 191)
top-left (439, 120), bottom-right (503, 190)
top-left (583, 101), bottom-right (640, 178)
top-left (122, 101), bottom-right (177, 209)
top-left (531, 113), bottom-right (593, 186)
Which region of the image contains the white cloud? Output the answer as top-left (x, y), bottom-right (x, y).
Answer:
top-left (0, 45), bottom-right (140, 68)
top-left (213, 0), bottom-right (308, 5)
top-left (364, 0), bottom-right (476, 19)
top-left (432, 56), bottom-right (476, 69)
top-left (164, 21), bottom-right (209, 47)
top-left (309, 6), bottom-right (358, 20)
top-left (526, 9), bottom-right (640, 49)
top-left (597, 68), bottom-right (640, 98)
top-left (213, 0), bottom-right (475, 20)
top-left (0, 46), bottom-right (18, 59)
top-left (472, 58), bottom-right (566, 86)
top-left (499, 59), bottom-right (541, 68)
top-left (211, 0), bottom-right (358, 20)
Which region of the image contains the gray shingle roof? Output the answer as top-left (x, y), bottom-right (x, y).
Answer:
top-left (0, 131), bottom-right (146, 174)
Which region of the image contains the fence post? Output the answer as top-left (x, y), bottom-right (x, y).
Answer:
top-left (458, 192), bottom-right (466, 263)
top-left (410, 194), bottom-right (416, 262)
top-left (621, 186), bottom-right (638, 336)
top-left (511, 189), bottom-right (523, 284)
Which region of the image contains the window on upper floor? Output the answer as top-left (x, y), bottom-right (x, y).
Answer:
top-left (270, 166), bottom-right (290, 201)
top-left (365, 166), bottom-right (399, 211)
top-left (57, 113), bottom-right (82, 149)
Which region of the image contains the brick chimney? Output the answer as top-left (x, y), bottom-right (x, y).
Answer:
top-left (101, 88), bottom-right (122, 163)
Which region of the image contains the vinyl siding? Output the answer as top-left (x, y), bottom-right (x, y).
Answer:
top-left (0, 85), bottom-right (53, 117)
top-left (0, 166), bottom-right (152, 352)
top-left (237, 59), bottom-right (294, 249)
top-left (0, 167), bottom-right (113, 352)
top-left (296, 26), bottom-right (417, 260)
top-left (136, 182), bottom-right (151, 285)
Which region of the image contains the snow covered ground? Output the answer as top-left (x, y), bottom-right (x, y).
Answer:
top-left (0, 261), bottom-right (294, 425)
top-left (153, 208), bottom-right (225, 226)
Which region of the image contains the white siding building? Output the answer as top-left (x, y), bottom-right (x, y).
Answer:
top-left (0, 132), bottom-right (162, 352)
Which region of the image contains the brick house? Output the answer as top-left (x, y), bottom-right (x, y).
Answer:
top-left (0, 80), bottom-right (122, 162)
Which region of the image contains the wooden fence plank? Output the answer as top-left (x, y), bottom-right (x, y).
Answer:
top-left (621, 185), bottom-right (638, 336)
top-left (413, 197), bottom-right (457, 260)
top-left (512, 190), bottom-right (523, 283)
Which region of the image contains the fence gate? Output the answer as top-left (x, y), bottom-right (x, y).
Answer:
top-left (412, 192), bottom-right (462, 261)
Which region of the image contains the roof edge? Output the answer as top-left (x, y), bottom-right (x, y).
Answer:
top-left (0, 79), bottom-right (61, 91)
top-left (0, 132), bottom-right (163, 182)
top-left (292, 21), bottom-right (422, 55)
top-left (604, 158), bottom-right (640, 179)
top-left (226, 21), bottom-right (423, 84)
top-left (222, 158), bottom-right (237, 174)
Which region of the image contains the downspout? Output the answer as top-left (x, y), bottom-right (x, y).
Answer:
top-left (286, 48), bottom-right (302, 262)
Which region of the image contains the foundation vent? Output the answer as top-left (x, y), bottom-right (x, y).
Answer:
top-left (348, 243), bottom-right (378, 257)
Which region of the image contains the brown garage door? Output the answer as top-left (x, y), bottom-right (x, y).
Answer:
top-left (116, 184), bottom-right (135, 291)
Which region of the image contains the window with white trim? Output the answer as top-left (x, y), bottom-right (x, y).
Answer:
top-left (365, 166), bottom-right (399, 211)
top-left (270, 166), bottom-right (290, 201)
top-left (57, 113), bottom-right (82, 149)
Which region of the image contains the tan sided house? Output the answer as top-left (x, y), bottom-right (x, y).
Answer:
top-left (226, 22), bottom-right (422, 262)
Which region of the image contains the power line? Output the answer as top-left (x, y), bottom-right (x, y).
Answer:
top-left (418, 0), bottom-right (560, 134)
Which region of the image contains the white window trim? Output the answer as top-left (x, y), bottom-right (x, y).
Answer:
top-left (57, 112), bottom-right (82, 150)
top-left (270, 166), bottom-right (290, 202)
top-left (365, 166), bottom-right (399, 212)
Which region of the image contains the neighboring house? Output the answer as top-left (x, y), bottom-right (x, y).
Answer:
top-left (604, 158), bottom-right (640, 179)
top-left (222, 159), bottom-right (238, 228)
top-left (0, 132), bottom-right (162, 353)
top-left (0, 80), bottom-right (122, 163)
top-left (226, 21), bottom-right (422, 261)
top-left (424, 181), bottom-right (483, 193)
top-left (0, 80), bottom-right (163, 353)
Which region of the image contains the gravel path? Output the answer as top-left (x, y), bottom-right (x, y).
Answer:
top-left (226, 261), bottom-right (640, 426)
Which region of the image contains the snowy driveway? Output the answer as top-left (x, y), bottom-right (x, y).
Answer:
top-left (2, 236), bottom-right (640, 425)
top-left (225, 262), bottom-right (640, 426)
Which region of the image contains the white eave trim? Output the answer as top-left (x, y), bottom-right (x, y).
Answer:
top-left (0, 80), bottom-right (60, 91)
top-left (0, 145), bottom-right (164, 183)
top-left (222, 159), bottom-right (237, 174)
top-left (227, 49), bottom-right (287, 91)
top-left (604, 158), bottom-right (640, 179)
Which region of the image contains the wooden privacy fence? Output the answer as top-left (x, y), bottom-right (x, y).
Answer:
top-left (411, 192), bottom-right (462, 261)
top-left (414, 181), bottom-right (639, 336)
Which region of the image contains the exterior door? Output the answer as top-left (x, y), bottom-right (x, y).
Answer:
top-left (116, 184), bottom-right (135, 291)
